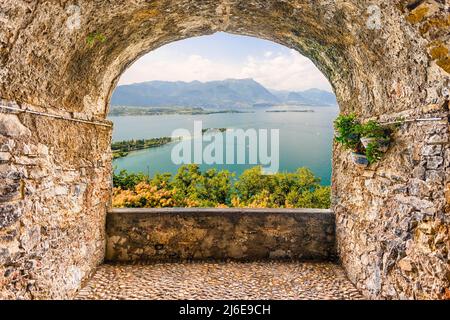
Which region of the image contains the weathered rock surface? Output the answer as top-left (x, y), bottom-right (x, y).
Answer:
top-left (106, 208), bottom-right (336, 262)
top-left (0, 101), bottom-right (112, 299)
top-left (0, 0), bottom-right (449, 299)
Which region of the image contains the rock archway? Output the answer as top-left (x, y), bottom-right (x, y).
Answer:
top-left (0, 0), bottom-right (449, 299)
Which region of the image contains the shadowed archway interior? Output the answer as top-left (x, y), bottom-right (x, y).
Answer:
top-left (0, 0), bottom-right (449, 299)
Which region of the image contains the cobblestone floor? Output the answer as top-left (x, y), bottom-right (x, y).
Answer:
top-left (76, 261), bottom-right (364, 300)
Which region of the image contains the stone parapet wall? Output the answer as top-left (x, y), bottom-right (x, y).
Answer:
top-left (106, 208), bottom-right (336, 262)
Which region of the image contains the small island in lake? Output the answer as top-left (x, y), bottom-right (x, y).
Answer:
top-left (112, 137), bottom-right (181, 159)
top-left (265, 110), bottom-right (315, 113)
top-left (202, 128), bottom-right (227, 134)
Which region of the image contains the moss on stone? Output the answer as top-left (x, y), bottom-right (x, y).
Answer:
top-left (419, 15), bottom-right (450, 34)
top-left (436, 57), bottom-right (450, 74)
top-left (134, 9), bottom-right (160, 20)
top-left (428, 42), bottom-right (450, 73)
top-left (430, 43), bottom-right (449, 60)
top-left (406, 6), bottom-right (429, 24)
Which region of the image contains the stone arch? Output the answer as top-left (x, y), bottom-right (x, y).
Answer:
top-left (0, 1), bottom-right (448, 299)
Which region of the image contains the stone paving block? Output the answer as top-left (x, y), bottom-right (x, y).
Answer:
top-left (75, 261), bottom-right (364, 300)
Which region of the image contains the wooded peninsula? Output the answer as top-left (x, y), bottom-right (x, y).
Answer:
top-left (112, 137), bottom-right (179, 159)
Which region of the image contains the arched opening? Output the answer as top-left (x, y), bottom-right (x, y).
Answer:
top-left (109, 32), bottom-right (338, 210)
top-left (0, 1), bottom-right (448, 300)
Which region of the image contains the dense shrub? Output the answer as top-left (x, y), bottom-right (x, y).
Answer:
top-left (112, 165), bottom-right (331, 209)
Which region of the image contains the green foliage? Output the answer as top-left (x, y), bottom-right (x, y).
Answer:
top-left (393, 117), bottom-right (406, 129)
top-left (235, 167), bottom-right (323, 207)
top-left (365, 142), bottom-right (383, 164)
top-left (201, 168), bottom-right (234, 205)
top-left (150, 173), bottom-right (172, 188)
top-left (113, 165), bottom-right (331, 209)
top-left (333, 114), bottom-right (361, 151)
top-left (286, 186), bottom-right (331, 209)
top-left (334, 115), bottom-right (393, 165)
top-left (113, 169), bottom-right (149, 190)
top-left (358, 120), bottom-right (388, 138)
top-left (87, 32), bottom-right (107, 47)
top-left (171, 165), bottom-right (234, 207)
top-left (234, 166), bottom-right (272, 202)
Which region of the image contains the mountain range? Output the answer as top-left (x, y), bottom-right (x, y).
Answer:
top-left (111, 78), bottom-right (337, 109)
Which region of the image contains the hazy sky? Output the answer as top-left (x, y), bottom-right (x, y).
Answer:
top-left (119, 32), bottom-right (333, 92)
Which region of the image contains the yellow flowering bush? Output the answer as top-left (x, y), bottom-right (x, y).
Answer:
top-left (113, 182), bottom-right (182, 208)
top-left (113, 165), bottom-right (331, 209)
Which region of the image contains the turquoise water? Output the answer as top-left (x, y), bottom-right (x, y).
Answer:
top-left (110, 106), bottom-right (339, 185)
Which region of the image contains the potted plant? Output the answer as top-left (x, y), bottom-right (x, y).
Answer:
top-left (334, 114), bottom-right (369, 167)
top-left (358, 120), bottom-right (391, 152)
top-left (365, 142), bottom-right (384, 164)
top-left (350, 150), bottom-right (369, 167)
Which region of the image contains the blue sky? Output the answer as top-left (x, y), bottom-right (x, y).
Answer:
top-left (119, 32), bottom-right (332, 92)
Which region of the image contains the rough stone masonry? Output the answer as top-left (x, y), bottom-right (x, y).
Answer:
top-left (0, 0), bottom-right (449, 299)
top-left (105, 208), bottom-right (336, 262)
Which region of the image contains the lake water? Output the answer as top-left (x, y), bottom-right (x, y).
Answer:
top-left (110, 106), bottom-right (339, 185)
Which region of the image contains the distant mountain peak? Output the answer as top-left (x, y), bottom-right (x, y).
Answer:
top-left (111, 79), bottom-right (337, 108)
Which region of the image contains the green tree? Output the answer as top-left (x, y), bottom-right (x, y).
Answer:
top-left (234, 166), bottom-right (271, 202)
top-left (112, 165), bottom-right (331, 209)
top-left (113, 169), bottom-right (149, 190)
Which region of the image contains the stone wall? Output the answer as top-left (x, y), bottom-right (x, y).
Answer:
top-left (0, 101), bottom-right (112, 299)
top-left (334, 104), bottom-right (450, 300)
top-left (333, 1), bottom-right (450, 300)
top-left (106, 208), bottom-right (336, 262)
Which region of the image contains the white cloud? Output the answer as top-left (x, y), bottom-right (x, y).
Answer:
top-left (119, 52), bottom-right (240, 85)
top-left (238, 50), bottom-right (332, 91)
top-left (119, 49), bottom-right (332, 92)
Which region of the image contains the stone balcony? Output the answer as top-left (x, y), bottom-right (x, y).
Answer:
top-left (77, 208), bottom-right (364, 300)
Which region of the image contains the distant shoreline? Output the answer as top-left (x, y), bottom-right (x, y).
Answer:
top-left (108, 106), bottom-right (339, 117)
top-left (109, 106), bottom-right (255, 117)
top-left (266, 110), bottom-right (315, 113)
